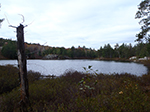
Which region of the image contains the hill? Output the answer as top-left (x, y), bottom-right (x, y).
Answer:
top-left (0, 38), bottom-right (98, 59)
top-left (0, 38), bottom-right (150, 60)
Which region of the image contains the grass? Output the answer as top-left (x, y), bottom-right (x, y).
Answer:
top-left (0, 63), bottom-right (150, 112)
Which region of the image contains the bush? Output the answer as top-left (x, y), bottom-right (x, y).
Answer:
top-left (1, 69), bottom-right (150, 111)
top-left (0, 88), bottom-right (20, 112)
top-left (0, 65), bottom-right (43, 94)
top-left (27, 70), bottom-right (42, 84)
top-left (0, 65), bottom-right (19, 94)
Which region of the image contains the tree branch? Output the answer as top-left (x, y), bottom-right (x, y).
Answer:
top-left (4, 14), bottom-right (11, 25)
top-left (9, 25), bottom-right (17, 28)
top-left (18, 14), bottom-right (25, 24)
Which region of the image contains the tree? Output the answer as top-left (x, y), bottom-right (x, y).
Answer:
top-left (1, 41), bottom-right (17, 59)
top-left (135, 0), bottom-right (150, 42)
top-left (114, 43), bottom-right (120, 58)
top-left (56, 48), bottom-right (61, 55)
top-left (0, 4), bottom-right (4, 28)
top-left (102, 44), bottom-right (114, 58)
top-left (71, 46), bottom-right (75, 58)
top-left (134, 42), bottom-right (149, 57)
top-left (98, 46), bottom-right (103, 58)
top-left (60, 47), bottom-right (67, 57)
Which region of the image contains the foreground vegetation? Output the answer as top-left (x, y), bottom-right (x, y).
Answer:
top-left (0, 62), bottom-right (150, 112)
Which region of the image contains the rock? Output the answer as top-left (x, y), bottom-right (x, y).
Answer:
top-left (43, 54), bottom-right (58, 59)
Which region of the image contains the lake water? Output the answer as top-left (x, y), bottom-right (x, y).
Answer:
top-left (0, 59), bottom-right (148, 76)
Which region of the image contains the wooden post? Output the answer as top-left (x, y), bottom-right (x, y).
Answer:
top-left (16, 24), bottom-right (29, 112)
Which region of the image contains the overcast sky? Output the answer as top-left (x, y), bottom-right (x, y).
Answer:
top-left (0, 0), bottom-right (142, 49)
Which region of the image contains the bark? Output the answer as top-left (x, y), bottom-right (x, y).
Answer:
top-left (17, 24), bottom-right (29, 112)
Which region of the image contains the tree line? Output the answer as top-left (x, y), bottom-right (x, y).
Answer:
top-left (42, 46), bottom-right (97, 59)
top-left (98, 43), bottom-right (150, 59)
top-left (0, 38), bottom-right (150, 59)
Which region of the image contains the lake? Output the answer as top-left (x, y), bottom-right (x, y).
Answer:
top-left (0, 59), bottom-right (148, 76)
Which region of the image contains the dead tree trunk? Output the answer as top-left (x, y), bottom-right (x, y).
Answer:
top-left (16, 24), bottom-right (29, 112)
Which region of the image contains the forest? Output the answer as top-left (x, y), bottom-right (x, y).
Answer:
top-left (0, 38), bottom-right (150, 60)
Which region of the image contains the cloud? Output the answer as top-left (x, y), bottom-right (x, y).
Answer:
top-left (0, 0), bottom-right (142, 49)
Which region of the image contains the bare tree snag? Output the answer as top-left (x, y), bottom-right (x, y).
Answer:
top-left (10, 20), bottom-right (30, 111)
top-left (17, 24), bottom-right (29, 112)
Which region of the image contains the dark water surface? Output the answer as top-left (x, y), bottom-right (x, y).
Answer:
top-left (0, 59), bottom-right (148, 76)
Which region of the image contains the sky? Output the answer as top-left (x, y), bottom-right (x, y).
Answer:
top-left (0, 0), bottom-right (142, 49)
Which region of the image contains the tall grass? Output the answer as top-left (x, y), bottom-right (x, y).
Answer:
top-left (0, 65), bottom-right (150, 111)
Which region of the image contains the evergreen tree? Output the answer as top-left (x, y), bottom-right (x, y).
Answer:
top-left (1, 41), bottom-right (17, 59)
top-left (135, 0), bottom-right (150, 42)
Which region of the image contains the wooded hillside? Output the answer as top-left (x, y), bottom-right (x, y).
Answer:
top-left (0, 38), bottom-right (150, 60)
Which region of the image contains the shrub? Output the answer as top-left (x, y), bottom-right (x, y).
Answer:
top-left (0, 65), bottom-right (19, 94)
top-left (27, 70), bottom-right (42, 84)
top-left (0, 69), bottom-right (150, 111)
top-left (0, 65), bottom-right (43, 94)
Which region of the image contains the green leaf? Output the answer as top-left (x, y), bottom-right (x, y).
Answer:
top-left (88, 65), bottom-right (92, 69)
top-left (94, 72), bottom-right (98, 76)
top-left (83, 67), bottom-right (86, 70)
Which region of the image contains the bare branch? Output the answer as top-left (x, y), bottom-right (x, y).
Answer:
top-left (4, 14), bottom-right (10, 25)
top-left (24, 25), bottom-right (28, 28)
top-left (18, 14), bottom-right (25, 24)
top-left (26, 19), bottom-right (35, 26)
top-left (8, 14), bottom-right (30, 30)
top-left (9, 25), bottom-right (17, 28)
